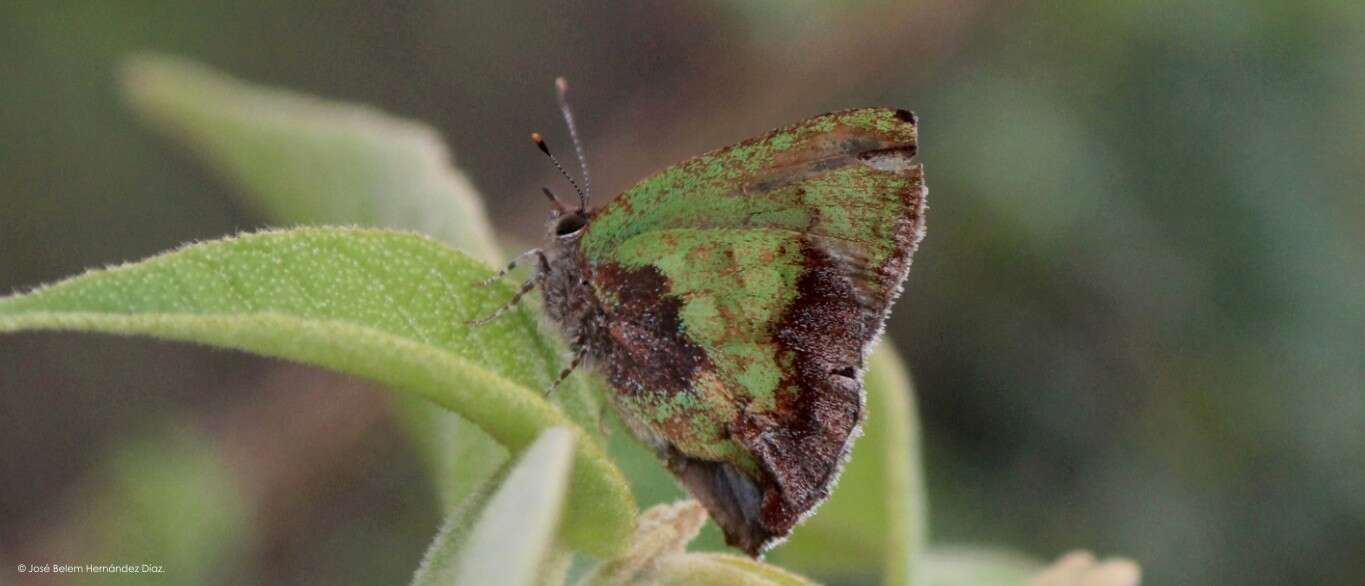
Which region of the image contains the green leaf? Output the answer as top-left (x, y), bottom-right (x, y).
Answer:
top-left (413, 428), bottom-right (577, 586)
top-left (120, 54), bottom-right (500, 265)
top-left (119, 54), bottom-right (605, 514)
top-left (391, 395), bottom-right (511, 510)
top-left (409, 465), bottom-right (507, 586)
top-left (769, 341), bottom-right (926, 585)
top-left (0, 227), bottom-right (633, 557)
top-left (453, 427), bottom-right (575, 586)
top-left (649, 554), bottom-right (819, 586)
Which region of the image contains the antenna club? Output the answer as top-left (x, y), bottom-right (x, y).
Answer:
top-left (555, 77), bottom-right (569, 95)
top-left (532, 129), bottom-right (584, 202)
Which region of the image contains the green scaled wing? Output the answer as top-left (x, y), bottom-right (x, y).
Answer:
top-left (582, 108), bottom-right (923, 267)
top-left (581, 108), bottom-right (927, 554)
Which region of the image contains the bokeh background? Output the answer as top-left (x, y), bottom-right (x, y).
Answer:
top-left (3, 1), bottom-right (1362, 585)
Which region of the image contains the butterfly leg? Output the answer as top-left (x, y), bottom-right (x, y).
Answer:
top-left (479, 248), bottom-right (545, 287)
top-left (466, 252), bottom-right (551, 326)
top-left (544, 343), bottom-right (587, 396)
top-left (465, 277), bottom-right (539, 326)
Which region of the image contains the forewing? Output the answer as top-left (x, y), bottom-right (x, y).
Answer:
top-left (581, 108), bottom-right (922, 271)
top-left (585, 108), bottom-right (927, 555)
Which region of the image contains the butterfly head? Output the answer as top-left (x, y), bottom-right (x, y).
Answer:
top-left (531, 134), bottom-right (591, 242)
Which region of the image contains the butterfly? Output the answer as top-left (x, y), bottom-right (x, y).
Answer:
top-left (481, 79), bottom-right (926, 557)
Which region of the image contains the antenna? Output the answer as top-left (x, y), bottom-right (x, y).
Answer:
top-left (555, 77), bottom-right (591, 211)
top-left (531, 132), bottom-right (586, 209)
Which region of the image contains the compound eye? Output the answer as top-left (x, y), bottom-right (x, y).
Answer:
top-left (555, 213), bottom-right (588, 237)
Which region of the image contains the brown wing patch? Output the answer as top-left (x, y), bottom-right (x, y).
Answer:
top-left (592, 263), bottom-right (710, 397)
top-left (728, 161), bottom-right (926, 552)
top-left (732, 242), bottom-right (874, 545)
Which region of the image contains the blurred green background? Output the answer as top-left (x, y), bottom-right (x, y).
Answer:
top-left (2, 1), bottom-right (1362, 585)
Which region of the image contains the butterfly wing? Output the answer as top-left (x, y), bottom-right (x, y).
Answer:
top-left (582, 108), bottom-right (926, 555)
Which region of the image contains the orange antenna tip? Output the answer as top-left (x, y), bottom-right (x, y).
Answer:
top-left (555, 77), bottom-right (569, 95)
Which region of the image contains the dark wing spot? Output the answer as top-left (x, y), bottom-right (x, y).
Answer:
top-left (858, 146), bottom-right (918, 173)
top-left (835, 137), bottom-right (885, 156)
top-left (593, 263), bottom-right (709, 397)
top-left (894, 109), bottom-right (917, 124)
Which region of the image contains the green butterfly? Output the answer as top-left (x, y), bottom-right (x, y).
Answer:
top-left (485, 82), bottom-right (926, 557)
